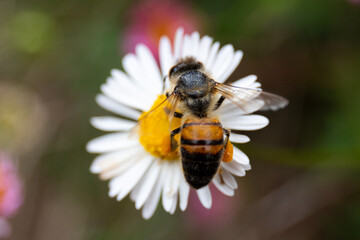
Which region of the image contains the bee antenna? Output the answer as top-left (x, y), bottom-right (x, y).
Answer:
top-left (128, 92), bottom-right (176, 138)
top-left (138, 94), bottom-right (172, 122)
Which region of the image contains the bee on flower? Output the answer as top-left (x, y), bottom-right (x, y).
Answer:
top-left (87, 28), bottom-right (288, 219)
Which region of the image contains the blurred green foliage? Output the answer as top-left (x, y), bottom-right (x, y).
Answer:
top-left (7, 11), bottom-right (57, 53)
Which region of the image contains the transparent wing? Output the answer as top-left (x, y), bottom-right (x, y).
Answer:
top-left (129, 93), bottom-right (180, 136)
top-left (164, 93), bottom-right (180, 129)
top-left (214, 83), bottom-right (288, 114)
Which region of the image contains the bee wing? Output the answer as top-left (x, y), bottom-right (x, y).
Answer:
top-left (129, 93), bottom-right (179, 137)
top-left (137, 96), bottom-right (169, 122)
top-left (214, 83), bottom-right (288, 113)
top-left (166, 93), bottom-right (180, 127)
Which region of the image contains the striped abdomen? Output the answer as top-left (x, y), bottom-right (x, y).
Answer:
top-left (180, 118), bottom-right (225, 189)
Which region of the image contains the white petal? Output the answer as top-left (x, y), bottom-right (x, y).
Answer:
top-left (169, 163), bottom-right (181, 214)
top-left (107, 154), bottom-right (149, 196)
top-left (233, 147), bottom-right (250, 165)
top-left (218, 50), bottom-right (243, 83)
top-left (159, 36), bottom-right (175, 77)
top-left (182, 34), bottom-right (192, 58)
top-left (101, 82), bottom-right (150, 111)
top-left (204, 41), bottom-right (220, 74)
top-left (90, 116), bottom-right (136, 131)
top-left (99, 158), bottom-right (135, 181)
top-left (109, 155), bottom-right (153, 200)
top-left (86, 132), bottom-right (138, 153)
top-left (189, 31), bottom-right (200, 59)
top-left (229, 133), bottom-right (250, 143)
top-left (169, 191), bottom-right (178, 215)
top-left (162, 162), bottom-right (181, 212)
top-left (122, 53), bottom-right (147, 87)
top-left (221, 169), bottom-right (238, 189)
top-left (217, 99), bottom-right (240, 114)
top-left (104, 76), bottom-right (148, 107)
top-left (221, 161), bottom-right (246, 177)
top-left (196, 186), bottom-right (212, 209)
top-left (212, 175), bottom-right (234, 196)
top-left (198, 36), bottom-right (213, 64)
top-left (132, 159), bottom-right (162, 209)
top-left (90, 146), bottom-right (141, 174)
top-left (211, 44), bottom-right (234, 81)
top-left (130, 160), bottom-right (160, 203)
top-left (160, 162), bottom-right (172, 211)
top-left (174, 28), bottom-right (184, 60)
top-left (135, 44), bottom-right (163, 94)
top-left (222, 115), bottom-right (269, 131)
top-left (179, 177), bottom-right (190, 211)
top-left (232, 74), bottom-right (260, 88)
top-left (252, 82), bottom-right (262, 88)
top-left (163, 76), bottom-right (171, 90)
top-left (142, 171), bottom-right (162, 219)
top-left (169, 163), bottom-right (181, 197)
top-left (243, 163), bottom-right (252, 171)
top-left (99, 150), bottom-right (153, 181)
top-left (108, 159), bottom-right (141, 197)
top-left (96, 94), bottom-right (141, 120)
top-left (219, 99), bottom-right (264, 116)
top-left (110, 69), bottom-right (155, 102)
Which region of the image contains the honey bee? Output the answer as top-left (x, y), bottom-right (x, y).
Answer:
top-left (158, 57), bottom-right (287, 189)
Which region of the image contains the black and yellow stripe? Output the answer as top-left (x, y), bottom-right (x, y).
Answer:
top-left (180, 118), bottom-right (225, 189)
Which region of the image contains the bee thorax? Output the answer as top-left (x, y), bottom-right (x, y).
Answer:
top-left (178, 70), bottom-right (209, 98)
top-left (185, 97), bottom-right (211, 118)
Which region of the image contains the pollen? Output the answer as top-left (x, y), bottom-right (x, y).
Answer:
top-left (138, 95), bottom-right (181, 160)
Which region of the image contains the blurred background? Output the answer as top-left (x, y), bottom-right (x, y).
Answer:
top-left (0, 0), bottom-right (360, 239)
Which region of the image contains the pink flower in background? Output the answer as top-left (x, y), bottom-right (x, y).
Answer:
top-left (347, 0), bottom-right (360, 5)
top-left (121, 0), bottom-right (201, 59)
top-left (0, 152), bottom-right (23, 238)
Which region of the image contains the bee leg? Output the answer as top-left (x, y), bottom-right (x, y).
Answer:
top-left (221, 128), bottom-right (233, 163)
top-left (170, 127), bottom-right (182, 151)
top-left (223, 128), bottom-right (230, 148)
top-left (173, 112), bottom-right (183, 118)
top-left (213, 96), bottom-right (225, 111)
top-left (218, 168), bottom-right (226, 184)
top-left (164, 107), bottom-right (183, 118)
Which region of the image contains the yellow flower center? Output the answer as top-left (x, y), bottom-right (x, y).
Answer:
top-left (138, 95), bottom-right (181, 160)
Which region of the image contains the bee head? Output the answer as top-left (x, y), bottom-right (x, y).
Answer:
top-left (169, 58), bottom-right (203, 77)
top-left (169, 58), bottom-right (215, 100)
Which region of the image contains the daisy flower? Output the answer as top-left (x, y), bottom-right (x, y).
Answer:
top-left (87, 28), bottom-right (279, 219)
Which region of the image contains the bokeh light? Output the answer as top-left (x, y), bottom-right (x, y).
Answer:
top-left (0, 152), bottom-right (23, 238)
top-left (6, 10), bottom-right (56, 54)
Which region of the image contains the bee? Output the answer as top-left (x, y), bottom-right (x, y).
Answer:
top-left (160, 57), bottom-right (288, 189)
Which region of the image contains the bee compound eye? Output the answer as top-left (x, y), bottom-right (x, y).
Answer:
top-left (169, 65), bottom-right (178, 77)
top-left (170, 61), bottom-right (204, 77)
